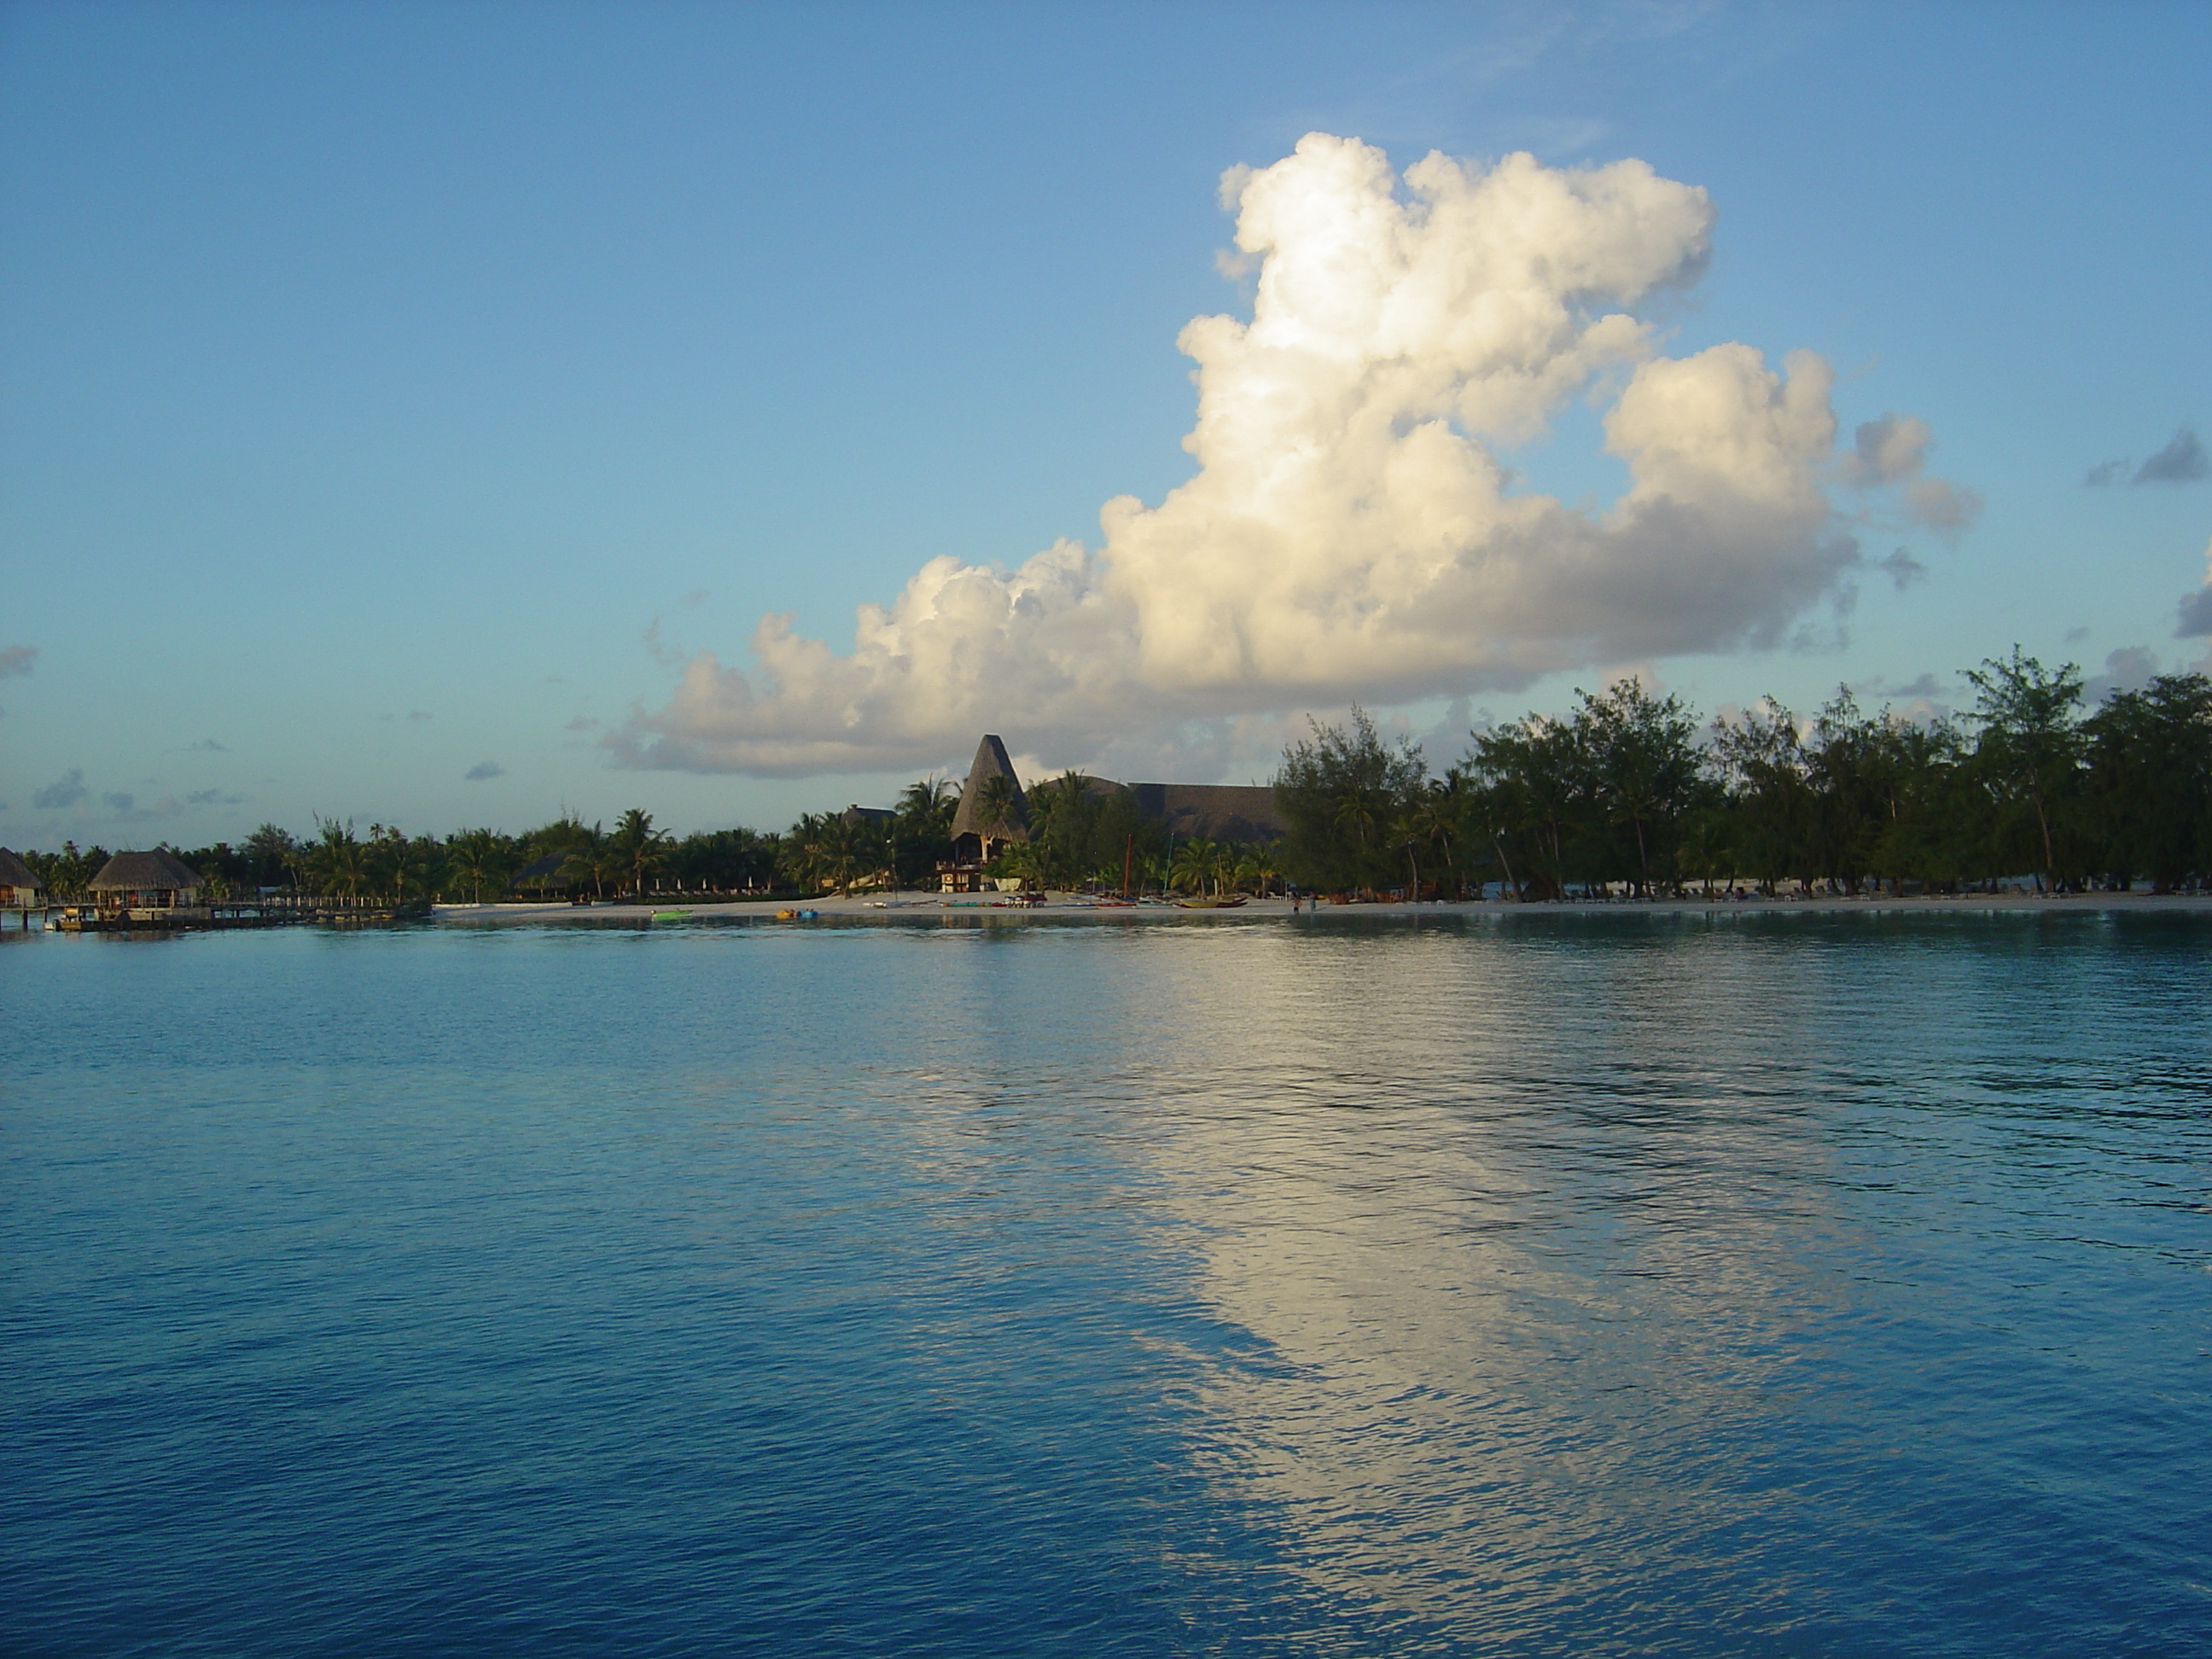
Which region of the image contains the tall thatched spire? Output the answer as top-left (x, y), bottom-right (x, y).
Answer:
top-left (949, 734), bottom-right (1027, 846)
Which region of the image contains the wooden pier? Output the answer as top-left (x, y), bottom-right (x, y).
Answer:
top-left (46, 894), bottom-right (432, 933)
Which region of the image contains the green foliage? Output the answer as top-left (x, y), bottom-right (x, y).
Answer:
top-left (893, 778), bottom-right (959, 887)
top-left (609, 807), bottom-right (670, 899)
top-left (20, 841), bottom-right (108, 899)
top-left (1964, 647), bottom-right (2086, 886)
top-left (1012, 772), bottom-right (1164, 892)
top-left (1274, 708), bottom-right (1429, 893)
top-left (2081, 672), bottom-right (2212, 891)
top-left (666, 827), bottom-right (781, 894)
top-left (449, 827), bottom-right (519, 904)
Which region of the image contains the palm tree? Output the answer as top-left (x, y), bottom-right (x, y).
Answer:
top-left (783, 812), bottom-right (830, 893)
top-left (446, 828), bottom-right (514, 905)
top-left (308, 817), bottom-right (365, 897)
top-left (975, 772), bottom-right (1018, 858)
top-left (1236, 842), bottom-right (1280, 896)
top-left (1169, 836), bottom-right (1219, 895)
top-left (557, 822), bottom-right (614, 899)
top-left (610, 807), bottom-right (668, 899)
top-left (367, 823), bottom-right (429, 905)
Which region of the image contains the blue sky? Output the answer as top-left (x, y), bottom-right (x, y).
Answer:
top-left (3, 1), bottom-right (2208, 847)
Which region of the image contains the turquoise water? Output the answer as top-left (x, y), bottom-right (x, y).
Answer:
top-left (4, 911), bottom-right (2209, 1656)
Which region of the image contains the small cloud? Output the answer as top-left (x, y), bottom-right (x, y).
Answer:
top-left (184, 788), bottom-right (247, 806)
top-left (681, 589), bottom-right (710, 608)
top-left (0, 644), bottom-right (35, 678)
top-left (2064, 625), bottom-right (2091, 643)
top-left (2134, 427), bottom-right (2209, 486)
top-left (1876, 548), bottom-right (1927, 591)
top-left (2087, 645), bottom-right (2161, 703)
top-left (1853, 672), bottom-right (1943, 701)
top-left (1903, 477), bottom-right (1982, 533)
top-left (1838, 415), bottom-right (1978, 533)
top-left (566, 716), bottom-right (601, 731)
top-left (2083, 459), bottom-right (2124, 487)
top-left (103, 791), bottom-right (136, 812)
top-left (1842, 413), bottom-right (1931, 486)
top-left (464, 760), bottom-right (506, 782)
top-left (32, 770), bottom-right (86, 810)
top-left (2175, 587), bottom-right (2212, 637)
top-left (544, 674), bottom-right (565, 685)
top-left (643, 616), bottom-right (685, 668)
top-left (188, 737), bottom-right (228, 752)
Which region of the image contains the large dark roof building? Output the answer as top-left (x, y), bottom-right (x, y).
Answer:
top-left (1118, 782), bottom-right (1283, 842)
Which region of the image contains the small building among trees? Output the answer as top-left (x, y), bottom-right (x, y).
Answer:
top-left (87, 849), bottom-right (205, 913)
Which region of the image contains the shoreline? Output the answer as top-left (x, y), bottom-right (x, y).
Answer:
top-left (428, 890), bottom-right (2212, 924)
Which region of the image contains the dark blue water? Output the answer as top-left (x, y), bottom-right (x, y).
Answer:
top-left (4, 911), bottom-right (2209, 1656)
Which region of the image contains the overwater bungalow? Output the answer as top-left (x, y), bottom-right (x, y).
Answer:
top-left (73, 849), bottom-right (207, 926)
top-left (0, 847), bottom-right (45, 923)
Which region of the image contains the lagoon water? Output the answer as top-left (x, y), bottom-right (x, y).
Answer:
top-left (4, 911), bottom-right (2209, 1656)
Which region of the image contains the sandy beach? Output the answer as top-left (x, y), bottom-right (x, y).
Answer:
top-left (431, 889), bottom-right (2212, 924)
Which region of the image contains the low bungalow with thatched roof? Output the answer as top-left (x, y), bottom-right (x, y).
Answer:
top-left (0, 848), bottom-right (44, 911)
top-left (88, 849), bottom-right (204, 911)
top-left (942, 734), bottom-right (1028, 890)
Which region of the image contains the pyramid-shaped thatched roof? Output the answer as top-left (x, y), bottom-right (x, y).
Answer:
top-left (0, 848), bottom-right (40, 892)
top-left (89, 849), bottom-right (203, 892)
top-left (949, 734), bottom-right (1027, 843)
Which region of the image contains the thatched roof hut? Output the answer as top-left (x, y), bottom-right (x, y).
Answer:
top-left (949, 734), bottom-right (1027, 856)
top-left (0, 847), bottom-right (43, 905)
top-left (88, 849), bottom-right (203, 905)
top-left (511, 852), bottom-right (569, 890)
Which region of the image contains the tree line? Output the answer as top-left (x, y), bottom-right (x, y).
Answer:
top-left (17, 774), bottom-right (1204, 903)
top-left (22, 643), bottom-right (2206, 905)
top-left (1272, 648), bottom-right (2212, 899)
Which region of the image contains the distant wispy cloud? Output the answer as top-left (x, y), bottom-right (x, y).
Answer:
top-left (2089, 427), bottom-right (2210, 488)
top-left (464, 760), bottom-right (506, 782)
top-left (185, 789), bottom-right (247, 806)
top-left (2134, 426), bottom-right (2209, 485)
top-left (32, 769), bottom-right (85, 810)
top-left (1875, 549), bottom-right (1927, 591)
top-left (189, 737), bottom-right (228, 752)
top-left (102, 791), bottom-right (135, 813)
top-left (0, 644), bottom-right (34, 678)
top-left (1851, 672), bottom-right (1944, 701)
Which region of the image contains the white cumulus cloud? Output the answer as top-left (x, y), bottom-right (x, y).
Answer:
top-left (619, 133), bottom-right (1958, 778)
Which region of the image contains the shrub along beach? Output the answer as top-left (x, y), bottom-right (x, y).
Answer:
top-left (15, 646), bottom-right (2212, 914)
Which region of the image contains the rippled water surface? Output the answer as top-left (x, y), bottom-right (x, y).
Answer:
top-left (5, 911), bottom-right (2209, 1656)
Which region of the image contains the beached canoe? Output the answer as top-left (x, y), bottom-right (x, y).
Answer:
top-left (1173, 896), bottom-right (1249, 909)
